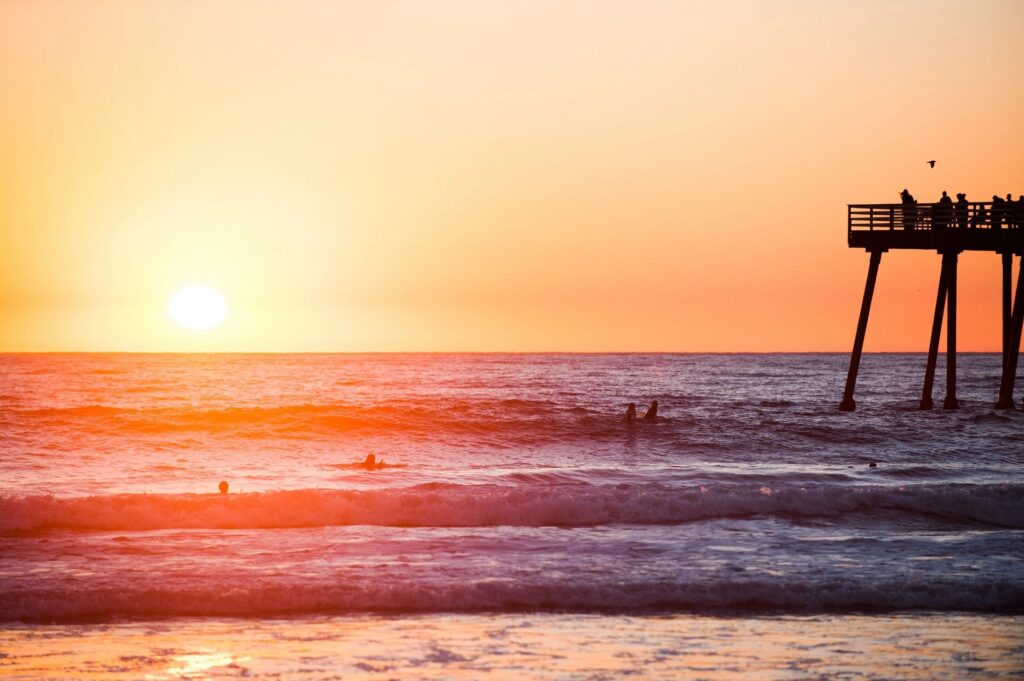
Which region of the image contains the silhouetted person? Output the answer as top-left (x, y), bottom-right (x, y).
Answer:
top-left (1007, 193), bottom-right (1019, 229)
top-left (361, 453), bottom-right (384, 470)
top-left (933, 191), bottom-right (953, 231)
top-left (900, 189), bottom-right (917, 230)
top-left (643, 400), bottom-right (658, 420)
top-left (954, 193), bottom-right (969, 229)
top-left (624, 403), bottom-right (637, 422)
top-left (991, 195), bottom-right (1006, 230)
top-left (1014, 195), bottom-right (1024, 230)
top-left (218, 480), bottom-right (229, 495)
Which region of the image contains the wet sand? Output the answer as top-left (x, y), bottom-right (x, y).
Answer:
top-left (1, 613), bottom-right (1021, 679)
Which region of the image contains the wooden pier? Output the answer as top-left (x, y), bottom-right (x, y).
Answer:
top-left (839, 201), bottom-right (1024, 411)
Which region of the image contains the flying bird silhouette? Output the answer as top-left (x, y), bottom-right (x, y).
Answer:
top-left (927, 160), bottom-right (936, 168)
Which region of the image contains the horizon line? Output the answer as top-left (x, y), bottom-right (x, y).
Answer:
top-left (0, 350), bottom-right (1009, 356)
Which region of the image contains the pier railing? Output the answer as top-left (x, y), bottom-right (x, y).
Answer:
top-left (848, 201), bottom-right (1018, 234)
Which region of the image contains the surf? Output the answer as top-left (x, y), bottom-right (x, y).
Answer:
top-left (3, 481), bottom-right (1021, 534)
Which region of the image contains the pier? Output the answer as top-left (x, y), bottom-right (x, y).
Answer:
top-left (839, 201), bottom-right (1024, 411)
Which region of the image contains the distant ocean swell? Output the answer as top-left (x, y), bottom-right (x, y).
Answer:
top-left (2, 576), bottom-right (1021, 622)
top-left (0, 403), bottom-right (887, 445)
top-left (0, 404), bottom-right (620, 447)
top-left (3, 482), bottom-right (1021, 534)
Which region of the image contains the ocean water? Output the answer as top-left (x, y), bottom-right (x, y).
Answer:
top-left (0, 353), bottom-right (1021, 677)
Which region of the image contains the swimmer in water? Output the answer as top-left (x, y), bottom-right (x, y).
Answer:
top-left (624, 403), bottom-right (637, 422)
top-left (218, 480), bottom-right (229, 494)
top-left (643, 400), bottom-right (658, 420)
top-left (361, 454), bottom-right (384, 470)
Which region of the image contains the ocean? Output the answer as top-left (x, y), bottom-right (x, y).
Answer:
top-left (0, 353), bottom-right (1021, 678)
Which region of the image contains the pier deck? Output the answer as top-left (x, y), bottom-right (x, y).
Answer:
top-left (848, 202), bottom-right (1024, 253)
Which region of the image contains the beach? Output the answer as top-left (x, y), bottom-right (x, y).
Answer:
top-left (3, 614), bottom-right (1022, 679)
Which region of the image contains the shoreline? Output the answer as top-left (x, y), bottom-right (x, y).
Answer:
top-left (2, 613), bottom-right (1020, 679)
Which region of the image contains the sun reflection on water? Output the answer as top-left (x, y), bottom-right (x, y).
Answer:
top-left (156, 651), bottom-right (245, 679)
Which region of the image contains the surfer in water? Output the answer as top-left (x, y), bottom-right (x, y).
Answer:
top-left (361, 453), bottom-right (384, 470)
top-left (624, 401), bottom-right (658, 421)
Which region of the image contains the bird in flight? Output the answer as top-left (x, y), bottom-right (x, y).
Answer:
top-left (927, 160), bottom-right (936, 168)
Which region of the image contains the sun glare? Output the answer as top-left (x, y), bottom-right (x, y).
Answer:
top-left (168, 285), bottom-right (227, 330)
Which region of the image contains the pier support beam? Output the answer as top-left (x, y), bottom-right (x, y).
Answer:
top-left (920, 263), bottom-right (948, 410)
top-left (840, 250), bottom-right (882, 412)
top-left (943, 251), bottom-right (959, 410)
top-left (997, 255), bottom-right (1024, 409)
top-left (1003, 252), bottom-right (1012, 372)
top-left (996, 253), bottom-right (1015, 408)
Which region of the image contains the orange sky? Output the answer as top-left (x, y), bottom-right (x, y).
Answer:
top-left (1, 0), bottom-right (1022, 351)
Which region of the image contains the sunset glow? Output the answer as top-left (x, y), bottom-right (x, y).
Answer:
top-left (0, 1), bottom-right (1021, 351)
top-left (167, 285), bottom-right (227, 330)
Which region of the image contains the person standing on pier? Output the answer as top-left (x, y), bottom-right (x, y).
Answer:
top-left (991, 195), bottom-right (1006, 230)
top-left (1006, 193), bottom-right (1020, 229)
top-left (900, 189), bottom-right (918, 230)
top-left (933, 191), bottom-right (953, 231)
top-left (954, 193), bottom-right (969, 229)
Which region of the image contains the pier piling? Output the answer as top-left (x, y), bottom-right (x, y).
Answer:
top-left (1003, 252), bottom-right (1012, 373)
top-left (996, 253), bottom-right (1014, 408)
top-left (840, 250), bottom-right (882, 412)
top-left (997, 255), bottom-right (1024, 409)
top-left (942, 252), bottom-right (959, 410)
top-left (920, 264), bottom-right (947, 410)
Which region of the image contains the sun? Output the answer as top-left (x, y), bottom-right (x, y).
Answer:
top-left (167, 284), bottom-right (227, 330)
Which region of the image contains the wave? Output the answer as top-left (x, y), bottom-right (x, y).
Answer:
top-left (2, 482), bottom-right (1021, 534)
top-left (2, 576), bottom-right (1021, 622)
top-left (0, 402), bottom-right (911, 455)
top-left (0, 403), bottom-right (609, 442)
top-left (3, 404), bottom-right (379, 434)
top-left (0, 406), bottom-right (748, 464)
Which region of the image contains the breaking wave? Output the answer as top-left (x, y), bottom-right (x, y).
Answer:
top-left (3, 482), bottom-right (1021, 534)
top-left (3, 576), bottom-right (1022, 622)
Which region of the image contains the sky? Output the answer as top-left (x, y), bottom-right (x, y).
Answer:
top-left (1, 0), bottom-right (1022, 352)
